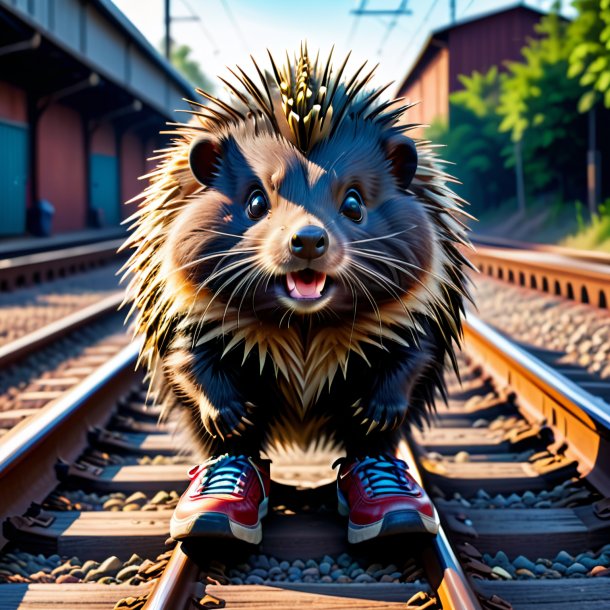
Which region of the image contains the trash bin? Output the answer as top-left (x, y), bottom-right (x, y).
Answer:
top-left (27, 199), bottom-right (55, 237)
top-left (34, 199), bottom-right (55, 237)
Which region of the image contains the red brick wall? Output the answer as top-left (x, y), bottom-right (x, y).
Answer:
top-left (0, 81), bottom-right (26, 124)
top-left (37, 103), bottom-right (86, 233)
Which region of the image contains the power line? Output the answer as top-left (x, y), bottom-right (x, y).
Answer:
top-left (460, 0), bottom-right (477, 18)
top-left (219, 0), bottom-right (249, 53)
top-left (180, 0), bottom-right (221, 55)
top-left (346, 0), bottom-right (367, 48)
top-left (399, 0), bottom-right (440, 60)
top-left (377, 0), bottom-right (409, 56)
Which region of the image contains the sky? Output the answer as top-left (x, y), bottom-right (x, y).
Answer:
top-left (112, 0), bottom-right (573, 95)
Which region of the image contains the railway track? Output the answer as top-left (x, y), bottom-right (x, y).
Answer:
top-left (0, 239), bottom-right (125, 292)
top-left (0, 237), bottom-right (609, 609)
top-left (468, 236), bottom-right (610, 309)
top-left (0, 313), bottom-right (602, 609)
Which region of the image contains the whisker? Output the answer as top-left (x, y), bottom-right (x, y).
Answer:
top-left (195, 227), bottom-right (266, 241)
top-left (349, 228), bottom-right (413, 245)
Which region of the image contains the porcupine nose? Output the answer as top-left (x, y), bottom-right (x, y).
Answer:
top-left (290, 225), bottom-right (329, 259)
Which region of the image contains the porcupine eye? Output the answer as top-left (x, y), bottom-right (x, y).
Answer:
top-left (246, 189), bottom-right (269, 220)
top-left (340, 188), bottom-right (364, 223)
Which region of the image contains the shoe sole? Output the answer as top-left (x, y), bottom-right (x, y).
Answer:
top-left (170, 498), bottom-right (268, 545)
top-left (337, 491), bottom-right (439, 544)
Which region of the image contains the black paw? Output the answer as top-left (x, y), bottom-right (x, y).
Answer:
top-left (362, 396), bottom-right (408, 433)
top-left (205, 400), bottom-right (255, 439)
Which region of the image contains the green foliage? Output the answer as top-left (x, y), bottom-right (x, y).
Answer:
top-left (429, 67), bottom-right (513, 212)
top-left (170, 43), bottom-right (214, 91)
top-left (567, 0), bottom-right (610, 111)
top-left (497, 8), bottom-right (587, 198)
top-left (563, 198), bottom-right (610, 251)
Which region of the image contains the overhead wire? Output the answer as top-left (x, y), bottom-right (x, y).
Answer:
top-left (219, 0), bottom-right (249, 52)
top-left (179, 0), bottom-right (221, 55)
top-left (399, 0), bottom-right (440, 60)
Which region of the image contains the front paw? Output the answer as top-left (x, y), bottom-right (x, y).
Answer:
top-left (355, 396), bottom-right (408, 433)
top-left (203, 400), bottom-right (255, 439)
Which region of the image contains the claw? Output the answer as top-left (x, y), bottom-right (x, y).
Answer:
top-left (354, 406), bottom-right (364, 416)
top-left (351, 398), bottom-right (362, 408)
top-left (367, 419), bottom-right (379, 434)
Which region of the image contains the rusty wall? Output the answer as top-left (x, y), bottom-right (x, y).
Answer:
top-left (37, 103), bottom-right (86, 233)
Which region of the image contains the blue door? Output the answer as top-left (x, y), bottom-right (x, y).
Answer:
top-left (0, 121), bottom-right (28, 236)
top-left (90, 153), bottom-right (120, 225)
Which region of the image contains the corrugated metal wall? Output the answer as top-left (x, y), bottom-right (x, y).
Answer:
top-left (0, 121), bottom-right (28, 236)
top-left (448, 8), bottom-right (541, 92)
top-left (90, 123), bottom-right (119, 226)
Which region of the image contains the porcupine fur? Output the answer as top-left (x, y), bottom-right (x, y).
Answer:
top-left (121, 45), bottom-right (474, 460)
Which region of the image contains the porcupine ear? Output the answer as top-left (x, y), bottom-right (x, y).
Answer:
top-left (189, 135), bottom-right (222, 187)
top-left (383, 133), bottom-right (418, 191)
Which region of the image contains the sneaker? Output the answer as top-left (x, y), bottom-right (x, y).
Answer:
top-left (335, 454), bottom-right (439, 543)
top-left (170, 454), bottom-right (269, 544)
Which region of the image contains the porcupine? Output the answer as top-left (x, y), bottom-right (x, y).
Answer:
top-left (122, 46), bottom-right (473, 465)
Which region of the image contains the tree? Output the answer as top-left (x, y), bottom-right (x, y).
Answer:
top-left (568, 0), bottom-right (610, 112)
top-left (428, 67), bottom-right (513, 213)
top-left (169, 43), bottom-right (214, 92)
top-left (497, 7), bottom-right (587, 204)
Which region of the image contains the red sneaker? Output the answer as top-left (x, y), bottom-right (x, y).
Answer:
top-left (170, 454), bottom-right (269, 544)
top-left (335, 454), bottom-right (439, 543)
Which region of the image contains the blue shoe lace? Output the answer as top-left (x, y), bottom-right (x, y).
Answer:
top-left (197, 454), bottom-right (252, 496)
top-left (348, 455), bottom-right (416, 498)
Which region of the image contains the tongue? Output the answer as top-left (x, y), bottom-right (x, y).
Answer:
top-left (287, 271), bottom-right (326, 299)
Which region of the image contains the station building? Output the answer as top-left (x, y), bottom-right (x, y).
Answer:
top-left (0, 0), bottom-right (193, 237)
top-left (396, 4), bottom-right (545, 128)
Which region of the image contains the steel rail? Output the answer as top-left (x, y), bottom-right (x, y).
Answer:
top-left (468, 244), bottom-right (610, 309)
top-left (0, 291), bottom-right (124, 367)
top-left (142, 544), bottom-right (200, 610)
top-left (0, 341), bottom-right (141, 541)
top-left (464, 312), bottom-right (610, 495)
top-left (0, 238), bottom-right (124, 290)
top-left (397, 440), bottom-right (483, 610)
top-left (470, 235), bottom-right (610, 266)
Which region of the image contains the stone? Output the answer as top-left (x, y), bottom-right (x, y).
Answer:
top-left (124, 491), bottom-right (148, 506)
top-left (245, 575), bottom-right (265, 585)
top-left (117, 565), bottom-right (140, 581)
top-left (337, 553), bottom-right (351, 568)
top-left (566, 563), bottom-right (588, 575)
top-left (513, 556), bottom-right (536, 572)
top-left (491, 566), bottom-right (512, 580)
top-left (56, 574), bottom-right (80, 584)
top-left (249, 568), bottom-right (268, 578)
top-left (319, 562), bottom-right (331, 576)
top-left (555, 551), bottom-right (574, 566)
top-left (150, 491), bottom-right (170, 505)
top-left (302, 567), bottom-right (319, 577)
top-left (455, 451), bottom-right (470, 463)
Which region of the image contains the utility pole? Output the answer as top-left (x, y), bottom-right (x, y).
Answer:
top-left (587, 106), bottom-right (601, 215)
top-left (450, 0), bottom-right (456, 23)
top-left (164, 0), bottom-right (171, 59)
top-left (163, 0), bottom-right (200, 60)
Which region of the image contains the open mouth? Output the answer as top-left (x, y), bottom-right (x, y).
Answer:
top-left (285, 269), bottom-right (328, 300)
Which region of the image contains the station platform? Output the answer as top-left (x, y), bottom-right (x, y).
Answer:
top-left (0, 228), bottom-right (127, 259)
